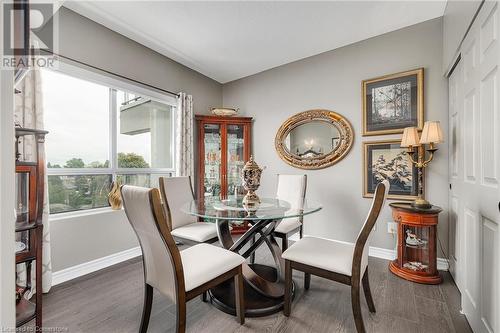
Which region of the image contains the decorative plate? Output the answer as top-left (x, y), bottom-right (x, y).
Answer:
top-left (16, 241), bottom-right (26, 253)
top-left (211, 107), bottom-right (239, 116)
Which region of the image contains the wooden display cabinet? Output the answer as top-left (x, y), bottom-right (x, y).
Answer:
top-left (389, 202), bottom-right (442, 284)
top-left (195, 115), bottom-right (252, 233)
top-left (15, 127), bottom-right (48, 330)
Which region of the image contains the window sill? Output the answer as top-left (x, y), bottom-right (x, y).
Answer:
top-left (49, 207), bottom-right (124, 221)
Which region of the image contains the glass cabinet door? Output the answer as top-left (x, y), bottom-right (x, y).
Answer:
top-left (402, 225), bottom-right (430, 273)
top-left (203, 124), bottom-right (222, 198)
top-left (226, 124), bottom-right (245, 197)
top-left (15, 172), bottom-right (30, 223)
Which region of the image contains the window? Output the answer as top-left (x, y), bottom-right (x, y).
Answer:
top-left (42, 67), bottom-right (175, 214)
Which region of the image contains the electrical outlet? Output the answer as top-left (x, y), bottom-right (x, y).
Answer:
top-left (387, 222), bottom-right (398, 234)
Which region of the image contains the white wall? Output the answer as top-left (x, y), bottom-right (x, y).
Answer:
top-left (442, 0), bottom-right (483, 72)
top-left (223, 18), bottom-right (449, 255)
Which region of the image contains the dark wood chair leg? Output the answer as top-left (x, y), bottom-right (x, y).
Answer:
top-left (282, 234), bottom-right (288, 252)
top-left (176, 298), bottom-right (187, 333)
top-left (201, 291), bottom-right (208, 302)
top-left (234, 267), bottom-right (245, 324)
top-left (250, 235), bottom-right (256, 264)
top-left (351, 281), bottom-right (365, 333)
top-left (299, 224), bottom-right (303, 238)
top-left (284, 260), bottom-right (292, 317)
top-left (362, 269), bottom-right (376, 313)
top-left (304, 272), bottom-right (311, 290)
top-left (140, 284), bottom-right (153, 333)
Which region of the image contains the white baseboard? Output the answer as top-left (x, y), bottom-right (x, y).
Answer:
top-left (289, 233), bottom-right (449, 271)
top-left (52, 234), bottom-right (450, 286)
top-left (52, 246), bottom-right (142, 286)
top-left (368, 246), bottom-right (396, 260)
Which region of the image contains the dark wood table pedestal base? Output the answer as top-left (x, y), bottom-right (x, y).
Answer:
top-left (213, 218), bottom-right (292, 317)
top-left (389, 260), bottom-right (442, 284)
top-left (209, 264), bottom-right (295, 317)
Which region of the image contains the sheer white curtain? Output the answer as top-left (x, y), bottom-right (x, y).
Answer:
top-left (175, 92), bottom-right (194, 178)
top-left (14, 69), bottom-right (53, 293)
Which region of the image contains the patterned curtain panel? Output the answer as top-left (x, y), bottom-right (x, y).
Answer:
top-left (175, 93), bottom-right (194, 178)
top-left (14, 69), bottom-right (53, 294)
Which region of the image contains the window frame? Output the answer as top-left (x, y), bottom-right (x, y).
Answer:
top-left (45, 61), bottom-right (177, 215)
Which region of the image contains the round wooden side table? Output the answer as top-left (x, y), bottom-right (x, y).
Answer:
top-left (389, 202), bottom-right (443, 284)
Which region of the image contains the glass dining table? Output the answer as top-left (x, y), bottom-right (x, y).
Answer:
top-left (182, 197), bottom-right (322, 317)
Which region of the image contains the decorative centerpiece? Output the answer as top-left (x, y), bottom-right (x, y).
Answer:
top-left (241, 156), bottom-right (263, 210)
top-left (108, 181), bottom-right (122, 210)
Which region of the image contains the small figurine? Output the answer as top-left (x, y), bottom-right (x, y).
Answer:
top-left (406, 229), bottom-right (428, 246)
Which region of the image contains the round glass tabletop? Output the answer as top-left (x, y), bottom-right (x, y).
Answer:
top-left (181, 197), bottom-right (322, 221)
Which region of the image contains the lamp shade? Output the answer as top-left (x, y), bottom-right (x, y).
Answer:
top-left (420, 121), bottom-right (444, 144)
top-left (401, 127), bottom-right (420, 147)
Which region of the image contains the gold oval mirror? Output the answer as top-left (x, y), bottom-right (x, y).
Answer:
top-left (275, 110), bottom-right (354, 169)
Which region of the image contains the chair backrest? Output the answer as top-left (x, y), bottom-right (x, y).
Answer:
top-left (276, 174), bottom-right (307, 215)
top-left (159, 176), bottom-right (197, 230)
top-left (121, 185), bottom-right (185, 301)
top-left (352, 180), bottom-right (390, 279)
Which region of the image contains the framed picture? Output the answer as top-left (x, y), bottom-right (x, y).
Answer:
top-left (363, 140), bottom-right (419, 200)
top-left (362, 68), bottom-right (424, 136)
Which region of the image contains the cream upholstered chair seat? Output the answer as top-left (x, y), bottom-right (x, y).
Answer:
top-left (275, 217), bottom-right (302, 234)
top-left (181, 243), bottom-right (245, 291)
top-left (171, 222), bottom-right (217, 243)
top-left (282, 237), bottom-right (368, 277)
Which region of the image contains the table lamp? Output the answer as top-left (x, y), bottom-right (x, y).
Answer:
top-left (400, 121), bottom-right (443, 209)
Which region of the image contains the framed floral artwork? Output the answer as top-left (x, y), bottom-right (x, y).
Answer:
top-left (362, 68), bottom-right (424, 136)
top-left (363, 140), bottom-right (419, 200)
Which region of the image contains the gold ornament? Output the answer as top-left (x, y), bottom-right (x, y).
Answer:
top-left (108, 181), bottom-right (122, 210)
top-left (241, 156), bottom-right (264, 210)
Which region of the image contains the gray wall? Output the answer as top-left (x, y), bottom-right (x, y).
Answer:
top-left (442, 0), bottom-right (482, 72)
top-left (223, 18), bottom-right (449, 255)
top-left (50, 210), bottom-right (138, 272)
top-left (50, 14), bottom-right (449, 273)
top-left (49, 8), bottom-right (222, 272)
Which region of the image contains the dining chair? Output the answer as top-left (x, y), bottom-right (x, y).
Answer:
top-left (282, 179), bottom-right (390, 333)
top-left (273, 174), bottom-right (307, 250)
top-left (121, 185), bottom-right (246, 333)
top-left (249, 174), bottom-right (307, 264)
top-left (159, 176), bottom-right (218, 244)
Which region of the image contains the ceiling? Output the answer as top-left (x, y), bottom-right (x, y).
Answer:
top-left (64, 1), bottom-right (447, 83)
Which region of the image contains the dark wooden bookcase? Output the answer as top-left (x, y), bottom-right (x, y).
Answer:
top-left (15, 127), bottom-right (48, 329)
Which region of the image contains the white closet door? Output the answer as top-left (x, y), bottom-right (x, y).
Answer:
top-left (449, 59), bottom-right (463, 291)
top-left (451, 2), bottom-right (500, 332)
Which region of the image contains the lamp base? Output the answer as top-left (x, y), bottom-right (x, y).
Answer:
top-left (411, 198), bottom-right (432, 209)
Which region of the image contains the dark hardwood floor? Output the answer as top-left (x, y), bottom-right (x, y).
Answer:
top-left (31, 243), bottom-right (471, 333)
